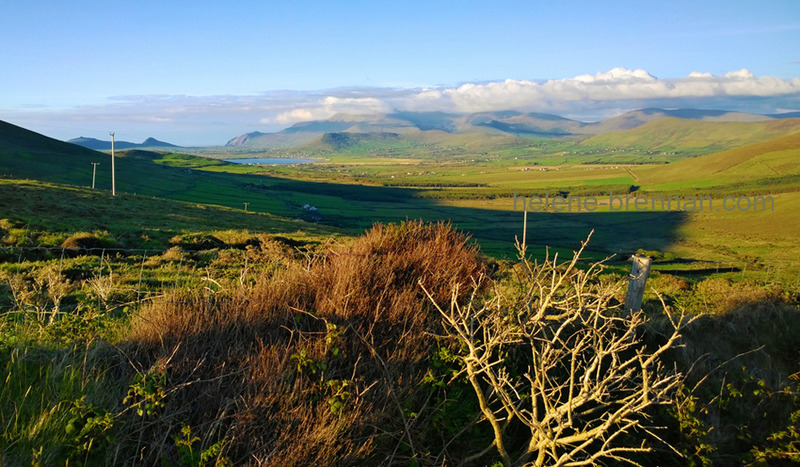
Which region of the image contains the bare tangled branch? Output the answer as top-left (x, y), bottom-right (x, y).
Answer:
top-left (421, 234), bottom-right (695, 466)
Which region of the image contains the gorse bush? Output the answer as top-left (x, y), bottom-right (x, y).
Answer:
top-left (121, 220), bottom-right (486, 465)
top-left (60, 232), bottom-right (117, 252)
top-left (308, 221), bottom-right (484, 361)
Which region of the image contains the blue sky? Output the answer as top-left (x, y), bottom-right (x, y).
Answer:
top-left (2, 0), bottom-right (799, 146)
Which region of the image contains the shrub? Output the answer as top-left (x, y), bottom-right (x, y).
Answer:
top-left (168, 234), bottom-right (225, 251)
top-left (307, 220), bottom-right (484, 362)
top-left (60, 232), bottom-right (116, 254)
top-left (427, 234), bottom-right (694, 466)
top-left (655, 287), bottom-right (800, 465)
top-left (121, 221), bottom-right (485, 465)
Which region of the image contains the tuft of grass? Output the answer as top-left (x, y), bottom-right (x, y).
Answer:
top-left (0, 342), bottom-right (127, 466)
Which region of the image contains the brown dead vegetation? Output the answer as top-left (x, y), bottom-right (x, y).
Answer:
top-left (122, 221), bottom-right (485, 465)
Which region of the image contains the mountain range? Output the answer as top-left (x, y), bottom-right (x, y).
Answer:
top-left (224, 108), bottom-right (790, 150)
top-left (68, 136), bottom-right (179, 150)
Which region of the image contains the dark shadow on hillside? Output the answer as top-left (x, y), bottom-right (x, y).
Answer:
top-left (1, 147), bottom-right (690, 259)
top-left (155, 167), bottom-right (689, 259)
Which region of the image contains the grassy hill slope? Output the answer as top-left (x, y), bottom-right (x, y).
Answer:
top-left (632, 131), bottom-right (800, 193)
top-left (0, 120), bottom-right (371, 229)
top-left (581, 117), bottom-right (800, 156)
top-left (0, 179), bottom-right (336, 250)
top-left (0, 120), bottom-right (101, 159)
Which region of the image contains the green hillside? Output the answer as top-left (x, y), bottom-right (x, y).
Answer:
top-left (633, 131), bottom-right (800, 193)
top-left (0, 179), bottom-right (335, 250)
top-left (0, 120), bottom-right (397, 229)
top-left (292, 127), bottom-right (529, 157)
top-left (0, 120), bottom-right (101, 159)
top-left (0, 120), bottom-right (124, 186)
top-left (580, 117), bottom-right (800, 156)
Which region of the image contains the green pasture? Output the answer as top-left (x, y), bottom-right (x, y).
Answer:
top-left (580, 117), bottom-right (800, 157)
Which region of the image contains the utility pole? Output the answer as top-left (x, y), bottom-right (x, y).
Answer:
top-left (110, 132), bottom-right (116, 196)
top-left (91, 162), bottom-right (100, 189)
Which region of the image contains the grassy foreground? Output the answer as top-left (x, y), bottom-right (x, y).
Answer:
top-left (1, 216), bottom-right (799, 465)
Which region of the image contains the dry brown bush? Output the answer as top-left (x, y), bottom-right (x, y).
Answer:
top-left (308, 221), bottom-right (484, 363)
top-left (121, 221), bottom-right (485, 465)
top-left (60, 232), bottom-right (112, 253)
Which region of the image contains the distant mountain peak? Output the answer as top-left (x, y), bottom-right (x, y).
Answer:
top-left (225, 131), bottom-right (268, 147)
top-left (68, 136), bottom-right (179, 150)
top-left (142, 137), bottom-right (177, 147)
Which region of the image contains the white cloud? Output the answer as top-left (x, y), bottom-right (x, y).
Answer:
top-left (402, 89), bottom-right (451, 112)
top-left (273, 96), bottom-right (391, 124)
top-left (572, 67), bottom-right (657, 84)
top-left (409, 68), bottom-right (800, 114)
top-left (6, 68), bottom-right (800, 145)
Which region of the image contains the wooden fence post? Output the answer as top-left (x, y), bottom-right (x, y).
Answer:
top-left (626, 254), bottom-right (651, 313)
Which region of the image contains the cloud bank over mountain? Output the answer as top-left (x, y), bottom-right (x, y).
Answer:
top-left (273, 96), bottom-right (392, 125)
top-left (6, 68), bottom-right (800, 146)
top-left (433, 68), bottom-right (800, 112)
top-left (282, 68), bottom-right (800, 119)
